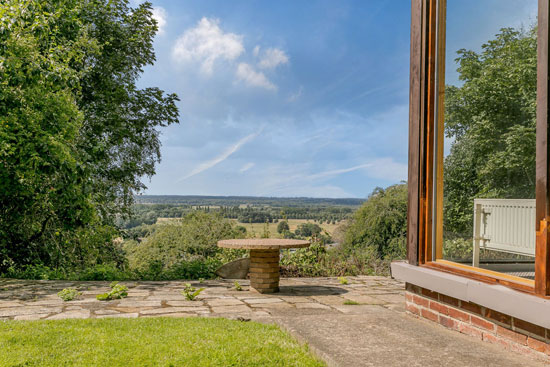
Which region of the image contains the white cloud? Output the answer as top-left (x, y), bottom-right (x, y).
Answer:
top-left (258, 48), bottom-right (289, 69)
top-left (253, 45), bottom-right (260, 57)
top-left (239, 162), bottom-right (255, 173)
top-left (236, 63), bottom-right (276, 90)
top-left (257, 157), bottom-right (406, 197)
top-left (311, 159), bottom-right (407, 183)
top-left (309, 163), bottom-right (373, 180)
top-left (172, 17), bottom-right (245, 75)
top-left (265, 164), bottom-right (369, 191)
top-left (152, 7), bottom-right (167, 35)
top-left (179, 131), bottom-right (260, 181)
top-left (252, 164), bottom-right (355, 197)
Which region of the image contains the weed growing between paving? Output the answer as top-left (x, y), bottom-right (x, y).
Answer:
top-left (343, 300), bottom-right (359, 305)
top-left (338, 277), bottom-right (349, 285)
top-left (96, 282), bottom-right (128, 301)
top-left (181, 283), bottom-right (204, 301)
top-left (57, 288), bottom-right (82, 301)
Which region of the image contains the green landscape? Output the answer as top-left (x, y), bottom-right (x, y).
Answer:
top-left (1, 0), bottom-right (536, 288)
top-left (0, 0), bottom-right (543, 365)
top-left (2, 184), bottom-right (407, 281)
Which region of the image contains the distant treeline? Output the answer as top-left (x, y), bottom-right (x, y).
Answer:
top-left (135, 195), bottom-right (365, 207)
top-left (121, 196), bottom-right (364, 228)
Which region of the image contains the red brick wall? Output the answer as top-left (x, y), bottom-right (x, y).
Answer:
top-left (405, 283), bottom-right (550, 359)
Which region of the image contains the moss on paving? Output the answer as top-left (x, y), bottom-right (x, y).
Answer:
top-left (0, 317), bottom-right (324, 366)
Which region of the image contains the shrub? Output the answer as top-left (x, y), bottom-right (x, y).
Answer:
top-left (76, 263), bottom-right (132, 281)
top-left (124, 212), bottom-right (245, 278)
top-left (343, 184), bottom-right (407, 260)
top-left (442, 238), bottom-right (473, 260)
top-left (2, 264), bottom-right (68, 280)
top-left (280, 241), bottom-right (391, 277)
top-left (281, 230), bottom-right (296, 239)
top-left (124, 224), bottom-right (155, 241)
top-left (234, 226), bottom-right (247, 235)
top-left (280, 243), bottom-right (327, 277)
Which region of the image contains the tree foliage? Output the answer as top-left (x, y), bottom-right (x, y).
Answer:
top-left (294, 223), bottom-right (322, 238)
top-left (343, 184), bottom-right (407, 259)
top-left (124, 212), bottom-right (245, 277)
top-left (277, 220), bottom-right (290, 234)
top-left (444, 27), bottom-right (536, 235)
top-left (0, 0), bottom-right (178, 271)
top-left (77, 0), bottom-right (179, 219)
top-left (237, 211), bottom-right (273, 223)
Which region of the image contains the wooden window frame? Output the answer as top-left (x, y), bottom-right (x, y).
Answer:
top-left (407, 0), bottom-right (550, 297)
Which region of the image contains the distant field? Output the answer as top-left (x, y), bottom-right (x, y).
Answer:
top-left (155, 217), bottom-right (182, 224)
top-left (155, 217), bottom-right (343, 237)
top-left (230, 219), bottom-right (342, 237)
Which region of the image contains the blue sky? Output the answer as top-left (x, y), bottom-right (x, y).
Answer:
top-left (135, 0), bottom-right (537, 198)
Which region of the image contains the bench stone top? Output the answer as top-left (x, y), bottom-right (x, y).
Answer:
top-left (217, 238), bottom-right (310, 250)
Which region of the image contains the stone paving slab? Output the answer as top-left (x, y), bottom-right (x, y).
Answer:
top-left (275, 310), bottom-right (549, 367)
top-left (0, 277), bottom-right (400, 321)
top-left (0, 276), bottom-right (546, 366)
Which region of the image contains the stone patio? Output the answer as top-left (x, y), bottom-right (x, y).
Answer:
top-left (0, 276), bottom-right (402, 321)
top-left (1, 276), bottom-right (548, 366)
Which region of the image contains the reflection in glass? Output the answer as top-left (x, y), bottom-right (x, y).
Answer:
top-left (435, 0), bottom-right (537, 279)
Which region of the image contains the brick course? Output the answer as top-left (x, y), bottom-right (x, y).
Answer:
top-left (249, 249), bottom-right (280, 293)
top-left (405, 282), bottom-right (550, 361)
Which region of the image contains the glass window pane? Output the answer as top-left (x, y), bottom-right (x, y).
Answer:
top-left (436, 0), bottom-right (537, 280)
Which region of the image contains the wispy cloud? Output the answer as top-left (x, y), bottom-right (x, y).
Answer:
top-left (288, 86), bottom-right (304, 102)
top-left (239, 162), bottom-right (255, 173)
top-left (258, 163), bottom-right (370, 194)
top-left (309, 163), bottom-right (372, 180)
top-left (179, 131), bottom-right (261, 181)
top-left (307, 159), bottom-right (407, 183)
top-left (172, 18), bottom-right (244, 75)
top-left (258, 158), bottom-right (406, 196)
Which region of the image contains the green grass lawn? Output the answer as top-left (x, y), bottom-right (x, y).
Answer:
top-left (0, 317), bottom-right (324, 367)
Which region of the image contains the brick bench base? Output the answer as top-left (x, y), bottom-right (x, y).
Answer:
top-left (249, 249), bottom-right (280, 293)
top-left (405, 283), bottom-right (550, 360)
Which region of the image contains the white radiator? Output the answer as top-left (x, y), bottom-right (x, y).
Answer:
top-left (472, 198), bottom-right (535, 267)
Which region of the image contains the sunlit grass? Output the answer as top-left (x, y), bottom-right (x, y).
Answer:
top-left (0, 317), bottom-right (324, 367)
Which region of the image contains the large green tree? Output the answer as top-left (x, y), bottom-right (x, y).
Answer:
top-left (443, 27), bottom-right (536, 236)
top-left (0, 0), bottom-right (178, 271)
top-left (77, 1), bottom-right (178, 220)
